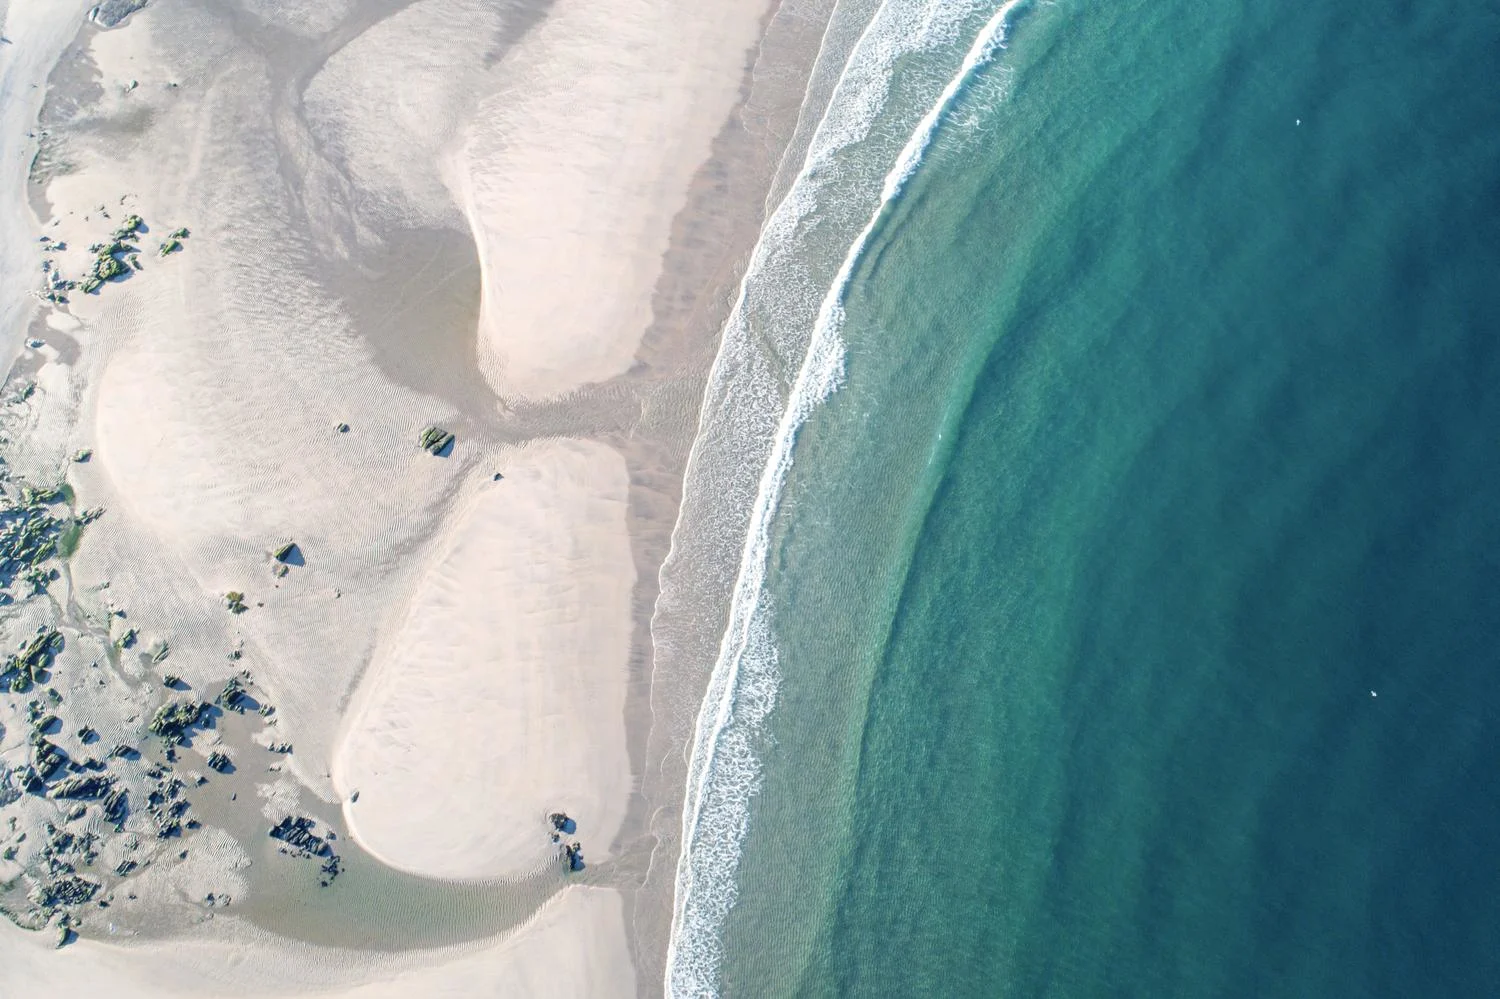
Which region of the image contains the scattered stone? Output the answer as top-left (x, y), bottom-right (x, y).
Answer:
top-left (206, 751), bottom-right (231, 773)
top-left (563, 841), bottom-right (584, 872)
top-left (319, 854), bottom-right (342, 887)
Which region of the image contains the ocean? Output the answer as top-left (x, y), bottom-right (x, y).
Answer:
top-left (665, 0), bottom-right (1500, 995)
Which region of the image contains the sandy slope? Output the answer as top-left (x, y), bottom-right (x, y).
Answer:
top-left (335, 437), bottom-right (635, 880)
top-left (1, 884), bottom-right (634, 997)
top-left (456, 0), bottom-right (772, 401)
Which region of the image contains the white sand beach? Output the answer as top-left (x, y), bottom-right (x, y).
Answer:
top-left (0, 0), bottom-right (829, 993)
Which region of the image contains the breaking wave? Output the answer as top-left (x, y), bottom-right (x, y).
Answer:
top-left (664, 2), bottom-right (1030, 995)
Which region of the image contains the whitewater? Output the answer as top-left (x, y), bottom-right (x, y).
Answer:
top-left (662, 0), bottom-right (1032, 994)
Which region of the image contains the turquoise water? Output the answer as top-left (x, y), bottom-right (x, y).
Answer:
top-left (708, 0), bottom-right (1500, 994)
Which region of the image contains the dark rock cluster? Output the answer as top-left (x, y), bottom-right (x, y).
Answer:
top-left (269, 815), bottom-right (343, 887)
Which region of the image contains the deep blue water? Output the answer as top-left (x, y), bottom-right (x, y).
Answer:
top-left (716, 0), bottom-right (1500, 995)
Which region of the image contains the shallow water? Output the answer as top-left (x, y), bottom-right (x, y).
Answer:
top-left (681, 0), bottom-right (1500, 994)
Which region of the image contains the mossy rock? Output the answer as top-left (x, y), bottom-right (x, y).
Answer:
top-left (418, 426), bottom-right (454, 454)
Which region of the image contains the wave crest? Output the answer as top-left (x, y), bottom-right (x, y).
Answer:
top-left (665, 2), bottom-right (1030, 995)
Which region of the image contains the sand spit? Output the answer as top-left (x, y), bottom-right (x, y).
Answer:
top-left (457, 0), bottom-right (773, 401)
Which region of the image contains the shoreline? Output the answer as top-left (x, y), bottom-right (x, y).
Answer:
top-left (650, 2), bottom-right (1031, 992)
top-left (0, 0), bottom-right (842, 994)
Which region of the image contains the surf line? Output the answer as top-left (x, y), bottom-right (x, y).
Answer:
top-left (665, 2), bottom-right (1032, 996)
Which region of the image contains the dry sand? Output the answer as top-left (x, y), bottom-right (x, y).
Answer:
top-left (334, 437), bottom-right (635, 880)
top-left (0, 0), bottom-right (832, 992)
top-left (455, 0), bottom-right (772, 401)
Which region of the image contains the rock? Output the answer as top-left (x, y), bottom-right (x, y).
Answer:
top-left (102, 787), bottom-right (128, 823)
top-left (217, 676), bottom-right (247, 710)
top-left (335, 422), bottom-right (350, 433)
top-left (269, 815), bottom-right (327, 856)
top-left (87, 1), bottom-right (150, 30)
top-left (147, 700), bottom-right (204, 741)
top-left (206, 751), bottom-right (231, 773)
top-left (72, 449), bottom-right (92, 462)
top-left (272, 541), bottom-right (298, 563)
top-left (224, 591), bottom-right (247, 614)
top-left (38, 875), bottom-right (99, 907)
top-left (3, 629), bottom-right (63, 687)
top-left (157, 238), bottom-right (181, 257)
top-left (49, 774), bottom-right (112, 800)
top-left (32, 741), bottom-right (66, 781)
top-left (418, 426), bottom-right (454, 455)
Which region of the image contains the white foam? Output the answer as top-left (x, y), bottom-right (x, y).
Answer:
top-left (664, 1), bottom-right (1032, 995)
